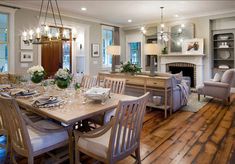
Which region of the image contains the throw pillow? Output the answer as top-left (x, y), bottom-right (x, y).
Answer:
top-left (212, 73), bottom-right (221, 82)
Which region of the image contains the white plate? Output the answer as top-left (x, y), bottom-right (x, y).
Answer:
top-left (219, 51), bottom-right (230, 59)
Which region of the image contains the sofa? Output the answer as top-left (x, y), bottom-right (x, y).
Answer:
top-left (155, 72), bottom-right (191, 112)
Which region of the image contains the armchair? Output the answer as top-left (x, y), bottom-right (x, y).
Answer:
top-left (197, 69), bottom-right (235, 103)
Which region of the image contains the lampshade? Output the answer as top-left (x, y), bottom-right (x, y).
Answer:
top-left (107, 45), bottom-right (121, 55)
top-left (144, 43), bottom-right (161, 55)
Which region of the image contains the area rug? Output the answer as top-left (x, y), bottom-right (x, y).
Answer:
top-left (180, 93), bottom-right (212, 112)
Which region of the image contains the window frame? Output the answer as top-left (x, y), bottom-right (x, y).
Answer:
top-left (0, 12), bottom-right (9, 73)
top-left (102, 25), bottom-right (114, 68)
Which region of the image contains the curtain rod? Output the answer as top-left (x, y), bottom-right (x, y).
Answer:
top-left (100, 23), bottom-right (120, 28)
top-left (0, 4), bottom-right (20, 9)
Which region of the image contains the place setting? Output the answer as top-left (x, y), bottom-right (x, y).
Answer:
top-left (32, 95), bottom-right (65, 109)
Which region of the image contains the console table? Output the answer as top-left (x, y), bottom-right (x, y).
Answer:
top-left (98, 72), bottom-right (173, 118)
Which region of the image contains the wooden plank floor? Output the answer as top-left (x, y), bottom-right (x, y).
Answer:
top-left (117, 94), bottom-right (235, 164)
top-left (15, 94), bottom-right (235, 164)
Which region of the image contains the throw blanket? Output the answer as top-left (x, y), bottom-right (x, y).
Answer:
top-left (177, 80), bottom-right (190, 106)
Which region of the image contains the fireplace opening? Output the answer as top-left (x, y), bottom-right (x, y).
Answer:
top-left (166, 63), bottom-right (196, 88)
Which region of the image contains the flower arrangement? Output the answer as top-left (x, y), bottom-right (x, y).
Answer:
top-left (54, 68), bottom-right (72, 89)
top-left (120, 61), bottom-right (141, 75)
top-left (27, 65), bottom-right (45, 83)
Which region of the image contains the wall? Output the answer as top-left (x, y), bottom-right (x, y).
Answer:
top-left (14, 8), bottom-right (104, 76)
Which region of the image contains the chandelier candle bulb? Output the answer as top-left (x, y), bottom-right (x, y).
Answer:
top-left (22, 31), bottom-right (27, 41)
top-left (36, 27), bottom-right (41, 39)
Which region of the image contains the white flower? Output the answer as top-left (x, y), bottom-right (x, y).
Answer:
top-left (55, 68), bottom-right (70, 80)
top-left (27, 65), bottom-right (44, 75)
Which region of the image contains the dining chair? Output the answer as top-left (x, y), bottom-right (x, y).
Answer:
top-left (80, 75), bottom-right (97, 89)
top-left (89, 78), bottom-right (126, 126)
top-left (0, 95), bottom-right (69, 164)
top-left (74, 92), bottom-right (149, 164)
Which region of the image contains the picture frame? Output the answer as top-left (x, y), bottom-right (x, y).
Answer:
top-left (20, 36), bottom-right (33, 50)
top-left (91, 43), bottom-right (100, 57)
top-left (20, 51), bottom-right (33, 62)
top-left (182, 38), bottom-right (204, 54)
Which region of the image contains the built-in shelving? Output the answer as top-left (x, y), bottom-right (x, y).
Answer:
top-left (212, 31), bottom-right (235, 74)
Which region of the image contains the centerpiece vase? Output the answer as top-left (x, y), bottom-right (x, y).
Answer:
top-left (31, 75), bottom-right (44, 84)
top-left (56, 78), bottom-right (70, 89)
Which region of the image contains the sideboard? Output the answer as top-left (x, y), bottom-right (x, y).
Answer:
top-left (98, 72), bottom-right (173, 118)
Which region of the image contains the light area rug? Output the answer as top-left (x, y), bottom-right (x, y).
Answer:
top-left (180, 93), bottom-right (211, 112)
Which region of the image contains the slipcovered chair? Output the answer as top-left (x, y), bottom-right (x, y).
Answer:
top-left (0, 95), bottom-right (69, 164)
top-left (74, 92), bottom-right (149, 164)
top-left (197, 69), bottom-right (235, 103)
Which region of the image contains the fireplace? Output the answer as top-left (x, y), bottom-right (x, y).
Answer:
top-left (166, 62), bottom-right (196, 87)
top-left (159, 54), bottom-right (205, 88)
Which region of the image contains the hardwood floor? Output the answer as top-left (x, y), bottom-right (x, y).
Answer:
top-left (10, 94), bottom-right (235, 164)
top-left (117, 94), bottom-right (235, 164)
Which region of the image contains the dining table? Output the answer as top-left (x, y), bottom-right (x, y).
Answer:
top-left (13, 85), bottom-right (136, 164)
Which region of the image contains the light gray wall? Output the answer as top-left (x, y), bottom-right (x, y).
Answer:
top-left (14, 8), bottom-right (103, 75)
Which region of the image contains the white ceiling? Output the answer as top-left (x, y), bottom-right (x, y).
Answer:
top-left (1, 1), bottom-right (235, 27)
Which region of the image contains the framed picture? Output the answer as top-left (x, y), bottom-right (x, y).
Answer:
top-left (91, 44), bottom-right (99, 57)
top-left (182, 38), bottom-right (204, 54)
top-left (20, 51), bottom-right (33, 62)
top-left (20, 36), bottom-right (33, 50)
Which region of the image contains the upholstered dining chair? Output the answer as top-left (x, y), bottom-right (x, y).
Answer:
top-left (0, 95), bottom-right (69, 164)
top-left (74, 92), bottom-right (149, 164)
top-left (80, 75), bottom-right (97, 89)
top-left (197, 69), bottom-right (235, 103)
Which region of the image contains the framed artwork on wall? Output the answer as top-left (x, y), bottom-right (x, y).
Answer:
top-left (182, 38), bottom-right (204, 54)
top-left (20, 51), bottom-right (33, 62)
top-left (20, 36), bottom-right (33, 50)
top-left (91, 43), bottom-right (100, 57)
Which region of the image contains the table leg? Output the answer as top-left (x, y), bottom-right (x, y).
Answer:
top-left (164, 86), bottom-right (167, 119)
top-left (67, 125), bottom-right (74, 164)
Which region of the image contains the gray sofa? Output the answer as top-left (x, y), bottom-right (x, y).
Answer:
top-left (155, 72), bottom-right (191, 112)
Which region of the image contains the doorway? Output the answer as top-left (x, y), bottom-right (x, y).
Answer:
top-left (41, 27), bottom-right (72, 77)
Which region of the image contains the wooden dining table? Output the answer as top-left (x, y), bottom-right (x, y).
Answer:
top-left (15, 87), bottom-right (136, 164)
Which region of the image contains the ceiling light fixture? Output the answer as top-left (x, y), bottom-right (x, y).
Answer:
top-left (141, 7), bottom-right (185, 44)
top-left (22, 0), bottom-right (77, 45)
top-left (81, 7), bottom-right (87, 11)
top-left (128, 19), bottom-right (132, 23)
top-left (174, 14), bottom-right (179, 18)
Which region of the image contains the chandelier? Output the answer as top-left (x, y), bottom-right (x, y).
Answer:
top-left (141, 7), bottom-right (185, 44)
top-left (22, 0), bottom-right (77, 45)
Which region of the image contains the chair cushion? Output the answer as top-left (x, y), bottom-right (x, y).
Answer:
top-left (78, 129), bottom-right (111, 158)
top-left (27, 120), bottom-right (68, 152)
top-left (212, 73), bottom-right (221, 82)
top-left (196, 85), bottom-right (205, 94)
top-left (221, 69), bottom-right (235, 84)
top-left (77, 126), bottom-right (132, 159)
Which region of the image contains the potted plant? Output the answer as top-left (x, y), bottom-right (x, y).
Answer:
top-left (27, 65), bottom-right (45, 83)
top-left (120, 61), bottom-right (141, 75)
top-left (54, 68), bottom-right (72, 89)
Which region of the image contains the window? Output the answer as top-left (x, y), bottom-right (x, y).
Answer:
top-left (0, 13), bottom-right (8, 72)
top-left (102, 26), bottom-right (113, 67)
top-left (129, 42), bottom-right (141, 66)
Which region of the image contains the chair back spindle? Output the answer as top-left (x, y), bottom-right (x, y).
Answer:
top-left (0, 96), bottom-right (32, 157)
top-left (81, 75), bottom-right (97, 89)
top-left (108, 92), bottom-right (149, 161)
top-left (103, 78), bottom-right (126, 94)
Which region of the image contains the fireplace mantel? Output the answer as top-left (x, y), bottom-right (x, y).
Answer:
top-left (158, 54), bottom-right (206, 87)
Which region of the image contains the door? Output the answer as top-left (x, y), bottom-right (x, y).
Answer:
top-left (42, 41), bottom-right (63, 77)
top-left (41, 27), bottom-right (72, 77)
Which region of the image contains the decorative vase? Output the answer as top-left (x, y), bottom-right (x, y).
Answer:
top-left (31, 75), bottom-right (44, 84)
top-left (56, 79), bottom-right (70, 89)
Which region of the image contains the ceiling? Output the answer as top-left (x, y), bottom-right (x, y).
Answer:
top-left (1, 1), bottom-right (235, 27)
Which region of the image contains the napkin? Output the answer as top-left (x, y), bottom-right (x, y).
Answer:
top-left (10, 89), bottom-right (36, 97)
top-left (0, 84), bottom-right (11, 89)
top-left (33, 96), bottom-right (59, 107)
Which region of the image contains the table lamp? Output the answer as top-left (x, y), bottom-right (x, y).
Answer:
top-left (144, 43), bottom-right (161, 76)
top-left (107, 45), bottom-right (121, 72)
